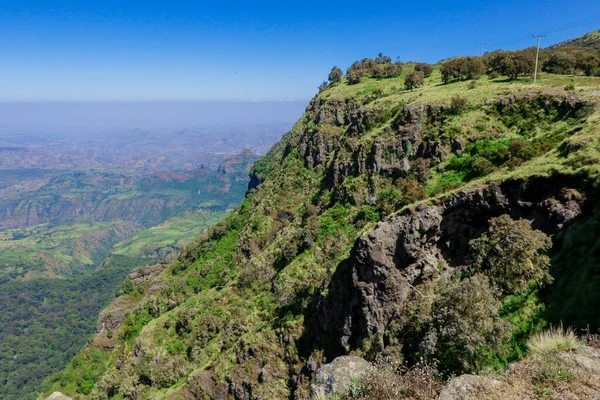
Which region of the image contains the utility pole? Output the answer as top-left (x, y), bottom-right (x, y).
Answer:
top-left (532, 34), bottom-right (546, 84)
top-left (479, 43), bottom-right (485, 56)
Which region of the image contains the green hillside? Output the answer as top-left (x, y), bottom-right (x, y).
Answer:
top-left (551, 29), bottom-right (600, 50)
top-left (0, 153), bottom-right (258, 400)
top-left (40, 42), bottom-right (600, 400)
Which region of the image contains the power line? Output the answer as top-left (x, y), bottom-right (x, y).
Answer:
top-left (479, 13), bottom-right (600, 53)
top-left (543, 12), bottom-right (600, 34)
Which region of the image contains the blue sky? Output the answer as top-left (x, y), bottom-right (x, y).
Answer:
top-left (1, 0), bottom-right (599, 101)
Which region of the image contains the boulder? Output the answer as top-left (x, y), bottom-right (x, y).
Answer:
top-left (437, 375), bottom-right (516, 400)
top-left (311, 356), bottom-right (371, 398)
top-left (43, 393), bottom-right (73, 400)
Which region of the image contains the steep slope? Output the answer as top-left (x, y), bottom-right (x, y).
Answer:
top-left (0, 152), bottom-right (261, 400)
top-left (551, 29), bottom-right (600, 50)
top-left (41, 59), bottom-right (600, 399)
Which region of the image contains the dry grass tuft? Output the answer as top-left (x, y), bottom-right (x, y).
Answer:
top-left (347, 358), bottom-right (443, 400)
top-left (527, 325), bottom-right (581, 355)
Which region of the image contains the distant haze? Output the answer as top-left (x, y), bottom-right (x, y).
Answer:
top-left (0, 101), bottom-right (307, 135)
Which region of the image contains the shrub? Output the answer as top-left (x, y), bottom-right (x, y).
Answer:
top-left (527, 325), bottom-right (581, 355)
top-left (348, 360), bottom-right (443, 400)
top-left (575, 53), bottom-right (600, 76)
top-left (346, 54), bottom-right (403, 84)
top-left (467, 80), bottom-right (477, 89)
top-left (462, 56), bottom-right (486, 79)
top-left (440, 58), bottom-right (464, 83)
top-left (449, 95), bottom-right (468, 114)
top-left (469, 214), bottom-right (553, 293)
top-left (421, 274), bottom-right (512, 374)
top-left (318, 81), bottom-right (328, 93)
top-left (347, 67), bottom-right (365, 84)
top-left (565, 83), bottom-right (575, 91)
top-left (542, 53), bottom-right (575, 75)
top-left (492, 48), bottom-right (536, 80)
top-left (404, 71), bottom-right (425, 91)
top-left (328, 66), bottom-right (343, 83)
top-left (471, 156), bottom-right (495, 176)
top-left (414, 63), bottom-right (433, 77)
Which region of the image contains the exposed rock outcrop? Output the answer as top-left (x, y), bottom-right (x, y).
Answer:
top-left (315, 178), bottom-right (587, 353)
top-left (437, 375), bottom-right (516, 400)
top-left (43, 393), bottom-right (72, 400)
top-left (311, 356), bottom-right (372, 398)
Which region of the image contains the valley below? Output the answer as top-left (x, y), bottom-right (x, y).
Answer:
top-left (0, 124), bottom-right (290, 399)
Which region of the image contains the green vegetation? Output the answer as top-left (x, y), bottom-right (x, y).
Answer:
top-left (38, 35), bottom-right (600, 400)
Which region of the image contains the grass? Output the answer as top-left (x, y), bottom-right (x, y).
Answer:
top-left (527, 325), bottom-right (581, 355)
top-left (112, 211), bottom-right (226, 258)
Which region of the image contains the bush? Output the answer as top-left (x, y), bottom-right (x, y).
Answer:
top-left (328, 66), bottom-right (343, 83)
top-left (471, 156), bottom-right (495, 176)
top-left (542, 53), bottom-right (575, 75)
top-left (488, 48), bottom-right (536, 80)
top-left (421, 274), bottom-right (511, 374)
top-left (404, 71), bottom-right (425, 91)
top-left (414, 63), bottom-right (433, 77)
top-left (440, 58), bottom-right (464, 83)
top-left (575, 53), bottom-right (600, 76)
top-left (527, 326), bottom-right (581, 355)
top-left (348, 360), bottom-right (443, 400)
top-left (449, 95), bottom-right (468, 114)
top-left (318, 81), bottom-right (328, 93)
top-left (346, 54), bottom-right (403, 84)
top-left (469, 214), bottom-right (553, 293)
top-left (462, 56), bottom-right (486, 79)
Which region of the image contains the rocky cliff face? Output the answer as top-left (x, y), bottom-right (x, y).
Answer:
top-left (314, 178), bottom-right (588, 354)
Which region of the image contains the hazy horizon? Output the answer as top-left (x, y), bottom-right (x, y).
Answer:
top-left (0, 101), bottom-right (307, 135)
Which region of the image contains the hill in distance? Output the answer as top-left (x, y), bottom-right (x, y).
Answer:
top-left (550, 28), bottom-right (600, 50)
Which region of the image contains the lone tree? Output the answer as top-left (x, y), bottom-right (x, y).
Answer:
top-left (328, 66), bottom-right (343, 84)
top-left (404, 71), bottom-right (425, 91)
top-left (469, 214), bottom-right (552, 293)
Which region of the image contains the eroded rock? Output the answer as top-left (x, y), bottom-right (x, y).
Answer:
top-left (311, 356), bottom-right (371, 398)
top-left (437, 375), bottom-right (516, 400)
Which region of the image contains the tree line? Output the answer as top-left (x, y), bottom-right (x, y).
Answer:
top-left (320, 45), bottom-right (600, 92)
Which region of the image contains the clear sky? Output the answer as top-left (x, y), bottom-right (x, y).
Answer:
top-left (1, 0), bottom-right (599, 102)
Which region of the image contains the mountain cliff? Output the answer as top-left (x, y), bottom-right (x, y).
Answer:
top-left (40, 45), bottom-right (600, 399)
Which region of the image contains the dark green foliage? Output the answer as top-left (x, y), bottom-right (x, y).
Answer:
top-left (318, 81), bottom-right (328, 93)
top-left (346, 54), bottom-right (403, 84)
top-left (0, 255), bottom-right (145, 400)
top-left (575, 52), bottom-right (600, 76)
top-left (440, 56), bottom-right (485, 83)
top-left (421, 274), bottom-right (512, 374)
top-left (328, 66), bottom-right (343, 84)
top-left (404, 71), bottom-right (425, 91)
top-left (462, 56), bottom-right (486, 79)
top-left (469, 215), bottom-right (553, 293)
top-left (542, 53), bottom-right (576, 74)
top-left (449, 95), bottom-right (469, 114)
top-left (471, 156), bottom-right (495, 176)
top-left (440, 58), bottom-right (464, 84)
top-left (546, 204), bottom-right (600, 330)
top-left (486, 48), bottom-right (536, 80)
top-left (414, 63), bottom-right (433, 77)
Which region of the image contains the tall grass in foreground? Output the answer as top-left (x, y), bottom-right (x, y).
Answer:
top-left (527, 325), bottom-right (581, 355)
